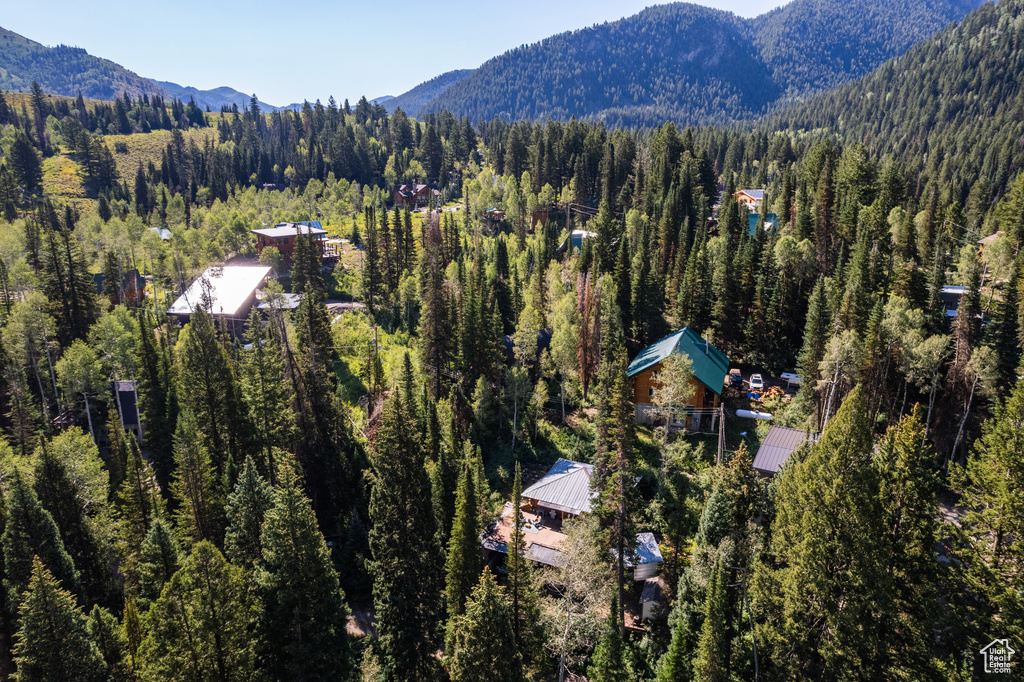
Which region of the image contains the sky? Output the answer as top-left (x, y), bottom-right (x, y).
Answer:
top-left (2, 0), bottom-right (786, 107)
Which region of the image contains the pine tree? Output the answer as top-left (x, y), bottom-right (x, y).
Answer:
top-left (446, 569), bottom-right (518, 682)
top-left (420, 218), bottom-right (451, 397)
top-left (31, 434), bottom-right (109, 605)
top-left (137, 542), bottom-right (260, 681)
top-left (751, 386), bottom-right (885, 678)
top-left (869, 408), bottom-right (940, 678)
top-left (507, 462), bottom-right (542, 674)
top-left (136, 315), bottom-right (172, 487)
top-left (116, 432), bottom-right (163, 563)
top-left (137, 518), bottom-right (181, 609)
top-left (369, 392), bottom-right (443, 681)
top-left (86, 604), bottom-right (132, 682)
top-left (592, 277), bottom-right (636, 635)
top-left (588, 595), bottom-right (630, 682)
top-left (984, 255), bottom-right (1020, 392)
top-left (797, 278), bottom-right (829, 386)
top-left (257, 466), bottom-right (351, 679)
top-left (3, 469), bottom-right (80, 620)
top-left (175, 307), bottom-right (240, 474)
top-left (121, 597), bottom-right (143, 671)
top-left (12, 557), bottom-right (106, 682)
top-left (692, 557), bottom-right (728, 682)
top-left (445, 462), bottom-right (482, 651)
top-left (224, 456), bottom-right (273, 569)
top-left (949, 380), bottom-right (1024, 651)
top-left (170, 409), bottom-right (222, 546)
top-left (657, 579), bottom-right (693, 682)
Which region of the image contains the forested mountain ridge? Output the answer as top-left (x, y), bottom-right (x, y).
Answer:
top-left (419, 0), bottom-right (983, 125)
top-left (383, 69), bottom-right (473, 115)
top-left (421, 4), bottom-right (775, 127)
top-left (762, 0), bottom-right (1024, 204)
top-left (0, 26), bottom-right (161, 100)
top-left (754, 0), bottom-right (981, 97)
top-left (0, 26), bottom-right (276, 110)
top-left (150, 80), bottom-right (280, 114)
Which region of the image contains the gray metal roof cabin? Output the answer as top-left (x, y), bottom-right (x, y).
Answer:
top-left (521, 458), bottom-right (596, 516)
top-left (752, 426), bottom-right (819, 476)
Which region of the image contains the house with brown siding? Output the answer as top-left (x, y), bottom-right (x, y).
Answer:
top-left (252, 221), bottom-right (332, 265)
top-left (626, 327), bottom-right (729, 432)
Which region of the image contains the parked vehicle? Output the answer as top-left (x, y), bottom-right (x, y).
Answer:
top-left (749, 374), bottom-right (764, 391)
top-left (727, 368), bottom-right (743, 388)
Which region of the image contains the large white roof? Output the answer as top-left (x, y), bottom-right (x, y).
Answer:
top-left (252, 224), bottom-right (327, 239)
top-left (168, 266), bottom-right (271, 317)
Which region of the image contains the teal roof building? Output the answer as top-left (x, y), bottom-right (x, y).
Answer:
top-left (627, 327), bottom-right (729, 397)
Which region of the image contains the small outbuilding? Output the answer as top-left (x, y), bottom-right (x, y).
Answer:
top-left (640, 576), bottom-right (668, 621)
top-left (113, 379), bottom-right (142, 441)
top-left (752, 425), bottom-right (819, 476)
top-left (626, 532), bottom-right (664, 582)
top-left (556, 229), bottom-right (597, 253)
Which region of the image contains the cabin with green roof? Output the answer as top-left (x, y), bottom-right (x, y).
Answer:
top-left (626, 328), bottom-right (729, 431)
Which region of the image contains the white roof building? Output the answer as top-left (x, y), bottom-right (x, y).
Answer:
top-left (168, 266), bottom-right (272, 319)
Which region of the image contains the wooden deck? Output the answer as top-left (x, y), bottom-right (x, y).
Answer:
top-left (484, 502), bottom-right (569, 554)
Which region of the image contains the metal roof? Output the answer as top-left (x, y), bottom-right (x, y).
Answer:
top-left (738, 189), bottom-right (765, 200)
top-left (977, 231), bottom-right (1003, 245)
top-left (114, 380), bottom-right (139, 426)
top-left (617, 532), bottom-right (663, 567)
top-left (640, 576), bottom-right (667, 604)
top-left (752, 426), bottom-right (819, 475)
top-left (521, 458), bottom-right (596, 516)
top-left (168, 266), bottom-right (271, 317)
top-left (626, 327), bottom-right (729, 396)
top-left (526, 544), bottom-right (566, 567)
top-left (252, 224), bottom-right (327, 239)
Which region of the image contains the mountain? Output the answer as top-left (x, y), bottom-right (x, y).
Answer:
top-left (150, 80), bottom-right (280, 112)
top-left (0, 25), bottom-right (279, 110)
top-left (0, 26), bottom-right (161, 100)
top-left (371, 95), bottom-right (395, 106)
top-left (754, 0), bottom-right (981, 98)
top-left (418, 0), bottom-right (983, 126)
top-left (383, 69), bottom-right (473, 115)
top-left (763, 0), bottom-right (1024, 200)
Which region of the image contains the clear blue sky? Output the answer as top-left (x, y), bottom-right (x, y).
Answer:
top-left (2, 0), bottom-right (785, 107)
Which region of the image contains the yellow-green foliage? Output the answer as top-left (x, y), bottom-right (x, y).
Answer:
top-left (103, 128), bottom-right (218, 183)
top-left (41, 154), bottom-right (89, 206)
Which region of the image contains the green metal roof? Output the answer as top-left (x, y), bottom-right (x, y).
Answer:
top-left (626, 327), bottom-right (729, 396)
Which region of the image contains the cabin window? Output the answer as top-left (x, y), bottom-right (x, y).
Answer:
top-left (648, 388), bottom-right (655, 398)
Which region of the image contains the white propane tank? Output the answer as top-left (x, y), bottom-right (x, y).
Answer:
top-left (736, 409), bottom-right (773, 421)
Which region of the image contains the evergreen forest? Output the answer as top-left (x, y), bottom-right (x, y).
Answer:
top-left (0, 0), bottom-right (1021, 680)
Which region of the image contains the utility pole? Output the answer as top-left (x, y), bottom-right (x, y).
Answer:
top-left (717, 403), bottom-right (725, 465)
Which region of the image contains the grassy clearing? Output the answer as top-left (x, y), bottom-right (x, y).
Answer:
top-left (41, 154), bottom-right (90, 207)
top-left (103, 127), bottom-right (217, 183)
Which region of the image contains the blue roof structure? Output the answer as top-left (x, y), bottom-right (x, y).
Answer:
top-left (626, 327), bottom-right (729, 396)
top-left (748, 212), bottom-right (778, 235)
